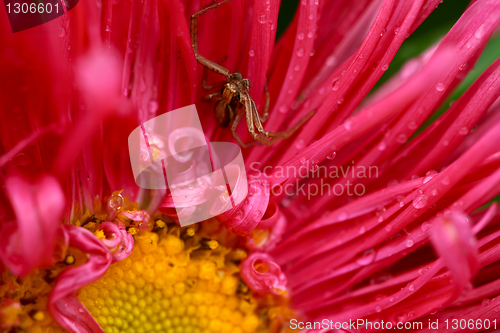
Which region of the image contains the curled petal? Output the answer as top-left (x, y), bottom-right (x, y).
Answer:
top-left (97, 222), bottom-right (122, 249)
top-left (430, 211), bottom-right (479, 304)
top-left (0, 175), bottom-right (65, 276)
top-left (247, 202), bottom-right (287, 252)
top-left (97, 222), bottom-right (134, 263)
top-left (241, 253), bottom-right (287, 295)
top-left (112, 229), bottom-right (134, 263)
top-left (120, 210), bottom-right (152, 231)
top-left (216, 174), bottom-right (269, 236)
top-left (49, 225), bottom-right (111, 333)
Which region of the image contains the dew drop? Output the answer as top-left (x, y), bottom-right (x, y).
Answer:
top-left (279, 105), bottom-right (287, 113)
top-left (344, 120), bottom-right (352, 131)
top-left (406, 239), bottom-right (414, 248)
top-left (408, 311), bottom-right (417, 319)
top-left (407, 121), bottom-right (417, 130)
top-left (459, 63), bottom-right (466, 70)
top-left (385, 224), bottom-right (392, 232)
top-left (249, 49), bottom-right (255, 57)
top-left (294, 65), bottom-right (301, 72)
top-left (296, 48), bottom-right (305, 57)
top-left (295, 139), bottom-right (305, 149)
top-left (435, 82), bottom-right (445, 91)
top-left (332, 80), bottom-right (340, 91)
top-left (475, 24), bottom-right (485, 39)
top-left (431, 188), bottom-right (438, 196)
top-left (299, 157), bottom-right (306, 164)
top-left (482, 298), bottom-right (490, 306)
top-left (308, 14), bottom-right (314, 20)
top-left (258, 14), bottom-right (266, 24)
top-left (378, 216), bottom-right (384, 223)
top-left (359, 226), bottom-right (366, 234)
top-left (399, 201), bottom-right (405, 207)
top-left (408, 284), bottom-right (415, 291)
top-left (148, 100), bottom-right (159, 113)
top-left (394, 27), bottom-right (400, 34)
top-left (253, 210), bottom-right (262, 221)
top-left (356, 248), bottom-right (375, 266)
top-left (337, 97), bottom-right (344, 105)
top-left (338, 211), bottom-right (348, 221)
top-left (298, 32), bottom-right (305, 40)
top-left (413, 195), bottom-right (428, 209)
top-left (105, 25), bottom-right (111, 32)
top-left (441, 176), bottom-right (450, 185)
top-left (327, 152), bottom-right (337, 160)
top-left (382, 64), bottom-right (389, 71)
top-left (378, 141), bottom-right (387, 151)
top-left (307, 31), bottom-right (314, 38)
top-left (375, 306), bottom-right (382, 313)
top-left (396, 133), bottom-right (407, 144)
top-left (319, 87), bottom-right (326, 95)
top-left (421, 222), bottom-right (432, 231)
top-left (326, 56), bottom-right (336, 66)
top-left (442, 139), bottom-right (449, 146)
top-left (459, 127), bottom-right (469, 135)
top-left (423, 170), bottom-right (437, 184)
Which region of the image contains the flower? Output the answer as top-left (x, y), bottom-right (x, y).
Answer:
top-left (2, 0), bottom-right (500, 332)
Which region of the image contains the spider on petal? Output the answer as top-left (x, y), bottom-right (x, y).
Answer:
top-left (190, 0), bottom-right (315, 148)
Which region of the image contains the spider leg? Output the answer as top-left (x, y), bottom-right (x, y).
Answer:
top-left (259, 82), bottom-right (271, 123)
top-left (203, 92), bottom-right (221, 102)
top-left (250, 95), bottom-right (316, 143)
top-left (231, 112), bottom-right (257, 149)
top-left (202, 56), bottom-right (228, 90)
top-left (191, 0), bottom-right (232, 77)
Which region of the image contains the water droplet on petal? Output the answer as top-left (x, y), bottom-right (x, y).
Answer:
top-left (399, 201), bottom-right (405, 207)
top-left (396, 133), bottom-right (407, 144)
top-left (327, 152), bottom-right (336, 160)
top-left (356, 248), bottom-right (375, 266)
top-left (279, 105), bottom-right (287, 113)
top-left (406, 239), bottom-right (414, 248)
top-left (482, 299), bottom-right (490, 306)
top-left (295, 139), bottom-right (305, 149)
top-left (296, 48), bottom-right (305, 57)
top-left (421, 222), bottom-right (432, 231)
top-left (385, 224), bottom-right (392, 232)
top-left (431, 188), bottom-right (438, 196)
top-left (413, 195), bottom-right (428, 209)
top-left (307, 31), bottom-right (314, 38)
top-left (375, 306), bottom-right (382, 313)
top-left (344, 120), bottom-right (352, 131)
top-left (298, 32), bottom-right (305, 40)
top-left (436, 83), bottom-right (445, 91)
top-left (408, 121), bottom-right (417, 130)
top-left (359, 226), bottom-right (366, 234)
top-left (382, 64), bottom-right (389, 71)
top-left (441, 176), bottom-right (450, 185)
top-left (310, 164), bottom-right (318, 172)
top-left (249, 49), bottom-right (255, 57)
top-left (337, 97), bottom-right (344, 104)
top-left (294, 65), bottom-right (301, 72)
top-left (148, 100), bottom-right (159, 113)
top-left (253, 210), bottom-right (262, 221)
top-left (332, 80), bottom-right (340, 91)
top-left (105, 25), bottom-right (111, 32)
top-left (459, 127), bottom-right (469, 135)
top-left (408, 284), bottom-right (415, 291)
top-left (378, 142), bottom-right (387, 151)
top-left (299, 157), bottom-right (306, 164)
top-left (258, 14), bottom-right (266, 24)
top-left (338, 211), bottom-right (348, 221)
top-left (394, 27), bottom-right (400, 34)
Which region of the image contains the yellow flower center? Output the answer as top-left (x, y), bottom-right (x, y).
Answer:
top-left (78, 226), bottom-right (266, 333)
top-left (0, 196), bottom-right (291, 333)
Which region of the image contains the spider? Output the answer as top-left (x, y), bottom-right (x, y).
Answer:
top-left (190, 0), bottom-right (315, 148)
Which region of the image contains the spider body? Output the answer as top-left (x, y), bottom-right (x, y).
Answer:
top-left (191, 0), bottom-right (315, 148)
top-left (215, 73), bottom-right (250, 128)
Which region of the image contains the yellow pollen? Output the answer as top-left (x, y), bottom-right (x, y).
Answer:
top-left (94, 229), bottom-right (106, 240)
top-left (78, 227), bottom-right (288, 333)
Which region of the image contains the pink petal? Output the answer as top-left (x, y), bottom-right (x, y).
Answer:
top-left (49, 225), bottom-right (111, 333)
top-left (0, 175), bottom-right (65, 276)
top-left (241, 253), bottom-right (287, 295)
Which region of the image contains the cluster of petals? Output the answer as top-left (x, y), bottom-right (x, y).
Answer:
top-left (2, 0), bottom-right (500, 331)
